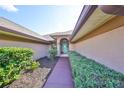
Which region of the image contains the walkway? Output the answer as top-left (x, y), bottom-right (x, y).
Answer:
top-left (44, 57), bottom-right (74, 88)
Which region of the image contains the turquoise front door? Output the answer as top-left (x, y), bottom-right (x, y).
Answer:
top-left (61, 39), bottom-right (69, 54)
top-left (62, 42), bottom-right (68, 54)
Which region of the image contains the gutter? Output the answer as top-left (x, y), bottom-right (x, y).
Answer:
top-left (70, 5), bottom-right (97, 42)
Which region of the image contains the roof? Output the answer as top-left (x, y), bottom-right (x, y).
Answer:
top-left (0, 17), bottom-right (50, 44)
top-left (42, 35), bottom-right (55, 41)
top-left (50, 30), bottom-right (72, 36)
top-left (42, 30), bottom-right (73, 41)
top-left (70, 5), bottom-right (116, 43)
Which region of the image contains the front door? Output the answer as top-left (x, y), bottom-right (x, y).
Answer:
top-left (61, 39), bottom-right (69, 54)
top-left (62, 42), bottom-right (68, 54)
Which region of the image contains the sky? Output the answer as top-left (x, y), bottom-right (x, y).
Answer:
top-left (0, 5), bottom-right (83, 35)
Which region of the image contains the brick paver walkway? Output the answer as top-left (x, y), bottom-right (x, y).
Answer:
top-left (44, 57), bottom-right (74, 88)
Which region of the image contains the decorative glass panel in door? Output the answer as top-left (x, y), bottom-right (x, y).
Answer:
top-left (62, 42), bottom-right (68, 54)
top-left (61, 39), bottom-right (69, 54)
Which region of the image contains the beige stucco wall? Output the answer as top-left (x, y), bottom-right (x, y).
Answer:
top-left (69, 43), bottom-right (74, 51)
top-left (0, 40), bottom-right (49, 60)
top-left (73, 25), bottom-right (124, 74)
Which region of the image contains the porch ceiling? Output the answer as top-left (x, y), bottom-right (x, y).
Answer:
top-left (71, 7), bottom-right (115, 43)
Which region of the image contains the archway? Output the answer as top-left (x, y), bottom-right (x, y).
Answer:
top-left (60, 38), bottom-right (69, 54)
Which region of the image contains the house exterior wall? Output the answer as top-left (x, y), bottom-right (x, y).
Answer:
top-left (0, 40), bottom-right (49, 60)
top-left (69, 43), bottom-right (74, 51)
top-left (72, 17), bottom-right (124, 74)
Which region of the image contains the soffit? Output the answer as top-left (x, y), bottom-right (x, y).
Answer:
top-left (71, 8), bottom-right (115, 42)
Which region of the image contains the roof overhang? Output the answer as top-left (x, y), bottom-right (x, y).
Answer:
top-left (99, 5), bottom-right (124, 16)
top-left (50, 34), bottom-right (71, 37)
top-left (70, 5), bottom-right (116, 43)
top-left (0, 26), bottom-right (50, 44)
top-left (0, 17), bottom-right (50, 44)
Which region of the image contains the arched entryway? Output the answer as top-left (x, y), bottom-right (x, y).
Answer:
top-left (60, 38), bottom-right (69, 54)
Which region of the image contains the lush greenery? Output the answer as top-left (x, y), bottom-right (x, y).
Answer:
top-left (49, 45), bottom-right (57, 61)
top-left (69, 51), bottom-right (124, 88)
top-left (0, 47), bottom-right (39, 87)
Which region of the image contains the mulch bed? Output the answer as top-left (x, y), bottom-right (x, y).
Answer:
top-left (38, 57), bottom-right (59, 69)
top-left (5, 57), bottom-right (59, 88)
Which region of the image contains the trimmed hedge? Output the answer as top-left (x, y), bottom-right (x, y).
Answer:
top-left (0, 47), bottom-right (39, 87)
top-left (69, 51), bottom-right (124, 88)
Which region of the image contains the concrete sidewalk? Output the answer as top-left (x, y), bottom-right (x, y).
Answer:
top-left (44, 57), bottom-right (74, 88)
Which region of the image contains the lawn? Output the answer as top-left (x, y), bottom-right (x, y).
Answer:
top-left (69, 51), bottom-right (124, 88)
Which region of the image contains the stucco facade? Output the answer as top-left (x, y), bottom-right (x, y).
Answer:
top-left (0, 39), bottom-right (49, 60)
top-left (70, 6), bottom-right (124, 74)
top-left (73, 24), bottom-right (124, 74)
top-left (49, 30), bottom-right (73, 56)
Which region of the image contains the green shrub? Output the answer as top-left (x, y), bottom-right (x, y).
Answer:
top-left (0, 47), bottom-right (39, 87)
top-left (69, 51), bottom-right (124, 88)
top-left (25, 61), bottom-right (40, 70)
top-left (49, 45), bottom-right (57, 61)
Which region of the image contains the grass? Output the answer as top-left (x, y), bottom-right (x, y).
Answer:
top-left (69, 51), bottom-right (124, 88)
